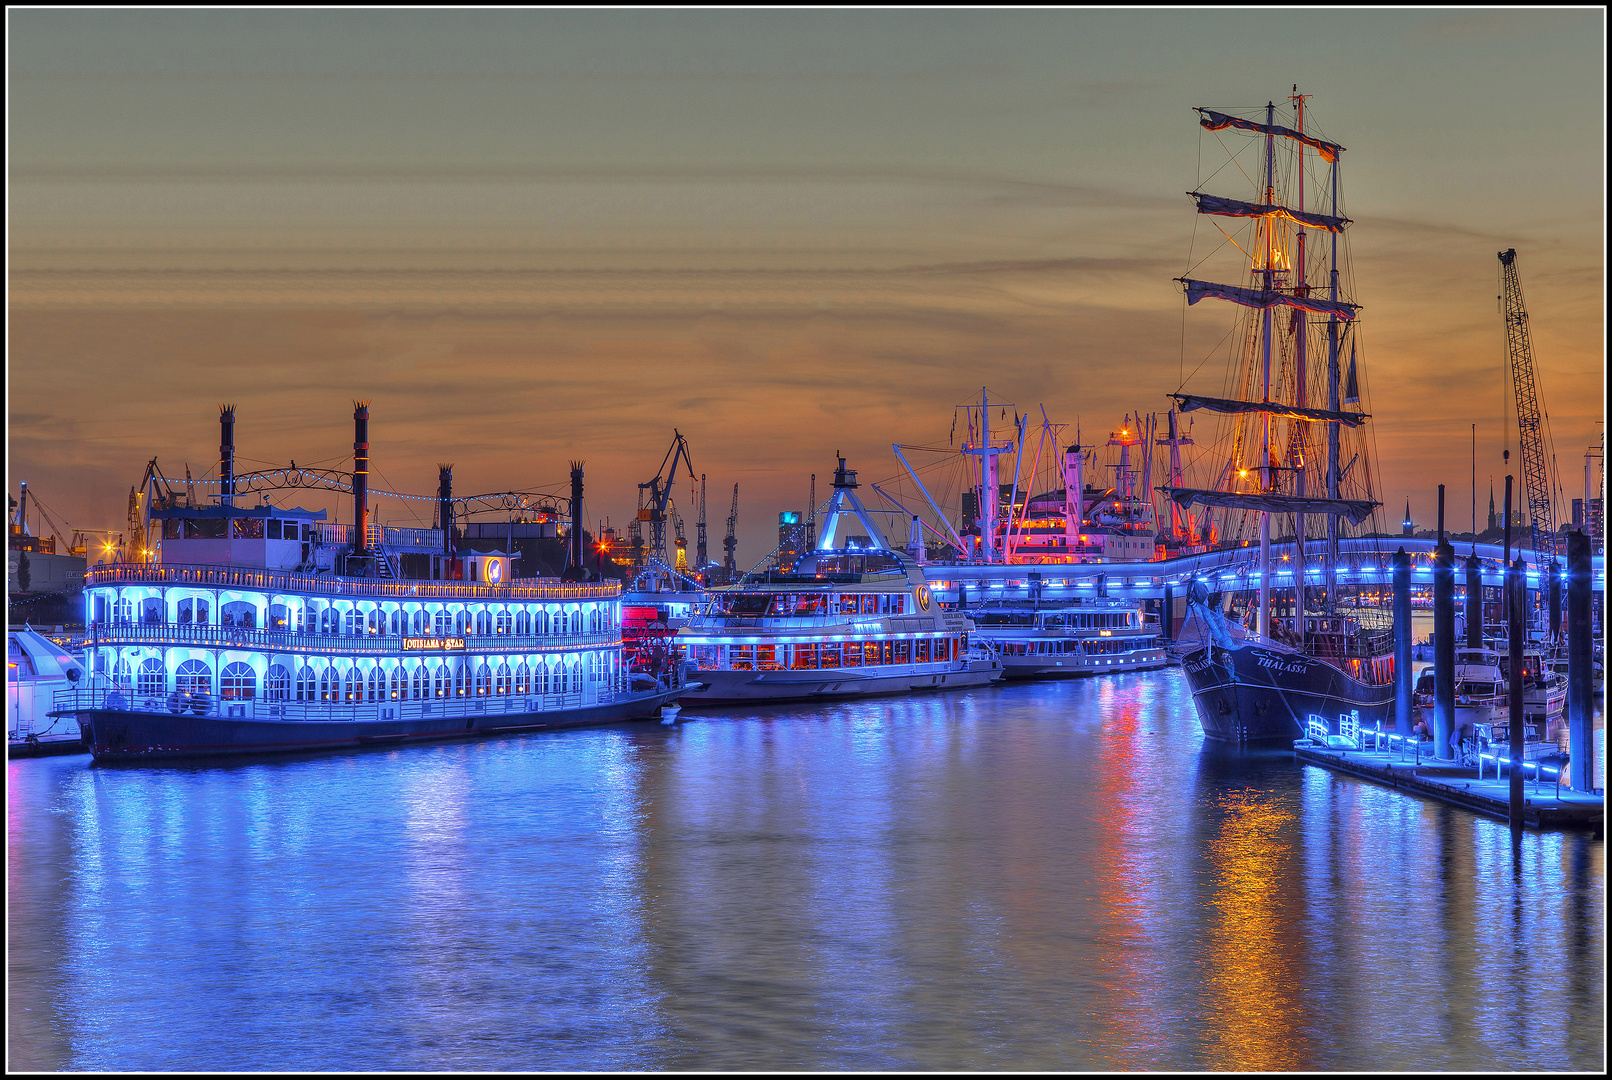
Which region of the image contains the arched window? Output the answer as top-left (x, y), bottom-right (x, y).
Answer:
top-left (454, 663), bottom-right (469, 698)
top-left (319, 606), bottom-right (340, 635)
top-left (514, 661), bottom-right (530, 695)
top-left (296, 666), bottom-right (317, 702)
top-left (433, 664), bottom-right (452, 699)
top-left (269, 603), bottom-right (290, 630)
top-left (412, 610), bottom-right (428, 635)
top-left (433, 610), bottom-right (451, 636)
top-left (368, 609), bottom-right (385, 636)
top-left (320, 667), bottom-right (340, 702)
top-left (495, 663), bottom-right (512, 695)
top-left (538, 609), bottom-right (550, 635)
top-left (113, 655), bottom-right (133, 686)
top-left (221, 601), bottom-right (256, 628)
top-left (367, 666), bottom-right (384, 702)
top-left (515, 609), bottom-right (531, 635)
top-left (221, 662), bottom-right (256, 700)
top-left (537, 662), bottom-right (550, 696)
top-left (138, 657), bottom-right (165, 697)
top-left (475, 610), bottom-right (491, 635)
top-left (495, 609), bottom-right (512, 635)
top-left (390, 610), bottom-right (406, 636)
top-left (141, 597), bottom-right (164, 624)
top-left (266, 664), bottom-right (290, 701)
top-left (175, 658), bottom-right (212, 696)
top-left (390, 666), bottom-right (406, 700)
top-left (411, 664), bottom-right (428, 700)
top-left (473, 662), bottom-right (491, 696)
top-left (114, 597), bottom-right (134, 624)
top-left (455, 610), bottom-right (470, 636)
top-left (344, 609), bottom-right (363, 636)
top-left (344, 667), bottom-right (363, 703)
top-left (571, 661), bottom-right (582, 694)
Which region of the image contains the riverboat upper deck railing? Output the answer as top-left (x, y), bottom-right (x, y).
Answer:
top-left (85, 623), bottom-right (621, 655)
top-left (87, 563), bottom-right (620, 602)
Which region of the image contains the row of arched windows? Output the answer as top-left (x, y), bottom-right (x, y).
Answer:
top-left (94, 591), bottom-right (612, 637)
top-left (116, 656), bottom-right (600, 701)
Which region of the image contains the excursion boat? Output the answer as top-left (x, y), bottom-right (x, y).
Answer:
top-left (964, 598), bottom-right (1168, 679)
top-left (51, 404), bottom-right (680, 761)
top-left (8, 628), bottom-right (89, 757)
top-left (676, 458), bottom-right (1003, 704)
top-left (1167, 92), bottom-right (1397, 741)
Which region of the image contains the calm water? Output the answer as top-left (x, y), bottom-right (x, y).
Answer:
top-left (7, 671), bottom-right (1605, 1072)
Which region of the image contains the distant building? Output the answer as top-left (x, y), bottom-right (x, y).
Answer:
top-left (777, 511), bottom-right (806, 571)
top-left (1402, 501), bottom-right (1414, 537)
top-left (1488, 483), bottom-right (1497, 531)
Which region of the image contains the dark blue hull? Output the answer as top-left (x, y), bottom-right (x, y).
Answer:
top-left (1180, 641), bottom-right (1394, 743)
top-left (72, 689), bottom-right (680, 762)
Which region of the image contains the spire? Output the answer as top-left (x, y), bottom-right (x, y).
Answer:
top-left (1402, 500), bottom-right (1414, 536)
top-left (1488, 481), bottom-right (1497, 531)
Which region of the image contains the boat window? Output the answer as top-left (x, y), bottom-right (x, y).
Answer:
top-left (176, 658), bottom-right (212, 696)
top-left (221, 662), bottom-right (257, 700)
top-left (184, 518), bottom-right (226, 540)
top-left (725, 594), bottom-right (772, 616)
top-left (231, 517), bottom-right (264, 540)
top-left (265, 664), bottom-right (290, 701)
top-left (297, 666), bottom-right (317, 702)
top-left (222, 601), bottom-right (256, 628)
top-left (139, 658), bottom-right (165, 696)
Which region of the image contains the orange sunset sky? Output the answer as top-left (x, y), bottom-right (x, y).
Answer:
top-left (8, 9), bottom-right (1605, 563)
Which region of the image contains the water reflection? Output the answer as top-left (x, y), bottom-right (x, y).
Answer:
top-left (7, 675), bottom-right (1604, 1071)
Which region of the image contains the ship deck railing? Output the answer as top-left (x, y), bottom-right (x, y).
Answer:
top-left (86, 563), bottom-right (620, 602)
top-left (49, 682), bottom-right (659, 724)
top-left (84, 623), bottom-right (621, 655)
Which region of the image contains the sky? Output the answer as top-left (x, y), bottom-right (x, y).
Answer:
top-left (7, 7), bottom-right (1605, 565)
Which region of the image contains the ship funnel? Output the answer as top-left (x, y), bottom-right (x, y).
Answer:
top-left (438, 464), bottom-right (454, 555)
top-left (352, 401), bottom-right (370, 554)
top-left (219, 405), bottom-right (236, 508)
top-left (570, 461), bottom-right (585, 575)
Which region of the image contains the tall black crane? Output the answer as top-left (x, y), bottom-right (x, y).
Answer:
top-left (637, 430), bottom-right (696, 565)
top-left (1499, 249), bottom-right (1559, 555)
top-left (696, 473), bottom-right (708, 570)
top-left (722, 483), bottom-right (738, 580)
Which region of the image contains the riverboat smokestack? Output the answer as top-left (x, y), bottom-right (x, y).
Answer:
top-left (570, 461), bottom-right (585, 575)
top-left (219, 405), bottom-right (236, 508)
top-left (352, 401), bottom-right (370, 555)
top-left (438, 464), bottom-right (454, 555)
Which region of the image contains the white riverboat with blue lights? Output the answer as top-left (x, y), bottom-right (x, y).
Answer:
top-left (52, 404), bottom-right (680, 760)
top-left (959, 596), bottom-right (1167, 679)
top-left (676, 458), bottom-right (1003, 704)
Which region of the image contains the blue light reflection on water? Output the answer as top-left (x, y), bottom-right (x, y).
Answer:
top-left (6, 672), bottom-right (1604, 1072)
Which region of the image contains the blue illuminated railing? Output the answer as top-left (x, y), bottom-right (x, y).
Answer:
top-left (84, 623), bottom-right (619, 656)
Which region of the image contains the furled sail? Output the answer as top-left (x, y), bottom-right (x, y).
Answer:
top-left (1179, 278), bottom-right (1359, 320)
top-left (1196, 108), bottom-right (1345, 163)
top-left (1170, 394), bottom-right (1369, 427)
top-left (1344, 339), bottom-right (1360, 404)
top-left (1190, 192), bottom-right (1349, 233)
top-left (1160, 487), bottom-right (1380, 525)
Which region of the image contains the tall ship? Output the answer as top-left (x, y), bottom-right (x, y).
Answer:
top-left (51, 404), bottom-right (681, 760)
top-left (676, 457), bottom-right (1003, 704)
top-left (1166, 91), bottom-right (1396, 741)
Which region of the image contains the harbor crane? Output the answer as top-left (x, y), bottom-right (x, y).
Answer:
top-left (696, 473), bottom-right (708, 571)
top-left (638, 430), bottom-right (697, 566)
top-left (722, 483), bottom-right (739, 581)
top-left (1498, 249), bottom-right (1560, 556)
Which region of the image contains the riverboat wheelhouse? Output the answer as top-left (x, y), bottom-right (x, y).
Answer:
top-left (676, 458), bottom-right (1003, 704)
top-left (55, 404), bottom-right (679, 760)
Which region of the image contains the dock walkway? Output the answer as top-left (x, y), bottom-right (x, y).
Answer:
top-left (1295, 736), bottom-right (1603, 830)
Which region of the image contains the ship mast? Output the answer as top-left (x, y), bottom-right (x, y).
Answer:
top-left (1293, 87), bottom-right (1309, 650)
top-left (1325, 104), bottom-right (1343, 612)
top-left (1259, 101), bottom-right (1275, 638)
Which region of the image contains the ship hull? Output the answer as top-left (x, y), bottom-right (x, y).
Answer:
top-left (679, 661), bottom-right (1002, 706)
top-left (69, 688), bottom-right (681, 762)
top-left (1180, 641), bottom-right (1394, 743)
top-left (999, 647), bottom-right (1170, 680)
